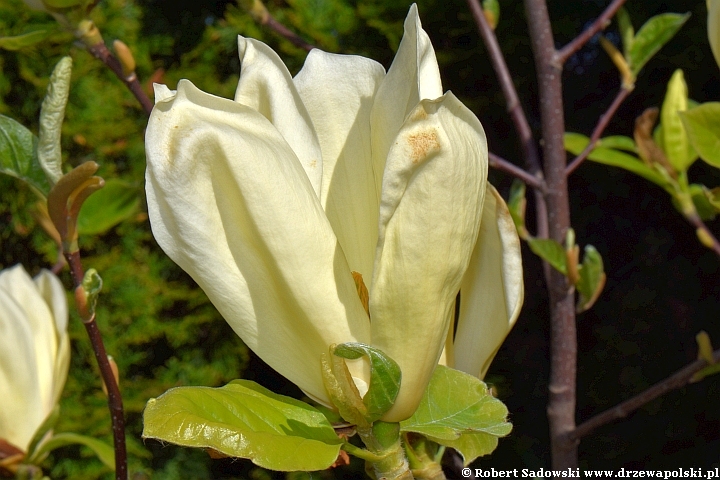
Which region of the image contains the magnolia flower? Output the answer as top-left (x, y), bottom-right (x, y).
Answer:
top-left (709, 0), bottom-right (720, 69)
top-left (0, 265), bottom-right (70, 452)
top-left (145, 5), bottom-right (523, 421)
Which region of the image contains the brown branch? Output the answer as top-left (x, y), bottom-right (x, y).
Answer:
top-left (242, 0), bottom-right (315, 52)
top-left (568, 349), bottom-right (720, 442)
top-left (489, 152), bottom-right (546, 192)
top-left (525, 0), bottom-right (578, 469)
top-left (65, 251), bottom-right (127, 480)
top-left (554, 0), bottom-right (628, 66)
top-left (566, 86), bottom-right (633, 175)
top-left (466, 0), bottom-right (549, 240)
top-left (86, 42), bottom-right (153, 116)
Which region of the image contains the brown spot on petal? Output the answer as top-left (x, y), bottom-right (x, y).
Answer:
top-left (407, 129), bottom-right (440, 164)
top-left (309, 159), bottom-right (317, 168)
top-left (407, 106), bottom-right (428, 122)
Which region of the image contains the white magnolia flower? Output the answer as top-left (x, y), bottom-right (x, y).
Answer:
top-left (145, 5), bottom-right (523, 421)
top-left (0, 265), bottom-right (70, 452)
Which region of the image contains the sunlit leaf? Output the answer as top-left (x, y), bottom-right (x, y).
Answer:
top-left (526, 238), bottom-right (567, 275)
top-left (142, 380), bottom-right (342, 471)
top-left (0, 29), bottom-right (51, 50)
top-left (660, 70), bottom-right (696, 171)
top-left (0, 114), bottom-right (50, 196)
top-left (333, 343), bottom-right (401, 422)
top-left (627, 13), bottom-right (690, 75)
top-left (680, 102), bottom-right (720, 168)
top-left (565, 132), bottom-right (668, 188)
top-left (76, 179), bottom-right (140, 235)
top-left (576, 245), bottom-right (606, 313)
top-left (400, 366), bottom-right (511, 465)
top-left (29, 433), bottom-right (114, 470)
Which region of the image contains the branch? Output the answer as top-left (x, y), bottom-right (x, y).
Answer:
top-left (565, 86), bottom-right (633, 175)
top-left (568, 349), bottom-right (720, 442)
top-left (489, 152), bottom-right (546, 191)
top-left (466, 0), bottom-right (549, 239)
top-left (85, 42), bottom-right (153, 116)
top-left (524, 0), bottom-right (578, 469)
top-left (242, 0), bottom-right (315, 52)
top-left (554, 0), bottom-right (628, 66)
top-left (65, 251), bottom-right (127, 480)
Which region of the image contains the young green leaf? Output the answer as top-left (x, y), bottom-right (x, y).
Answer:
top-left (0, 29), bottom-right (51, 51)
top-left (27, 433), bottom-right (115, 470)
top-left (576, 245), bottom-right (606, 313)
top-left (565, 132), bottom-right (669, 188)
top-left (507, 179), bottom-right (527, 237)
top-left (143, 380), bottom-right (343, 471)
top-left (0, 114), bottom-right (50, 196)
top-left (333, 343), bottom-right (401, 423)
top-left (616, 7), bottom-right (634, 56)
top-left (400, 366), bottom-right (511, 465)
top-left (526, 238), bottom-right (567, 275)
top-left (660, 70), bottom-right (696, 171)
top-left (597, 135), bottom-right (637, 153)
top-left (76, 179), bottom-right (140, 235)
top-left (679, 102), bottom-right (720, 168)
top-left (627, 13), bottom-right (690, 75)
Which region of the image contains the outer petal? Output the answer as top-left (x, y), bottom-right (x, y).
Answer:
top-left (34, 269), bottom-right (70, 407)
top-left (0, 267), bottom-right (53, 451)
top-left (234, 37), bottom-right (323, 195)
top-left (294, 50), bottom-right (386, 284)
top-left (453, 185), bottom-right (524, 379)
top-left (0, 266), bottom-right (57, 410)
top-left (145, 80), bottom-right (371, 404)
top-left (370, 4), bottom-right (443, 197)
top-left (370, 93), bottom-right (488, 421)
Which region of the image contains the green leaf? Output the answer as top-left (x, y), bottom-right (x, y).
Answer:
top-left (688, 184), bottom-right (717, 221)
top-left (661, 70), bottom-right (696, 171)
top-left (526, 238), bottom-right (567, 275)
top-left (616, 7), bottom-right (634, 56)
top-left (482, 0), bottom-right (499, 29)
top-left (333, 343), bottom-right (401, 423)
top-left (627, 13), bottom-right (690, 75)
top-left (597, 135), bottom-right (636, 153)
top-left (576, 245), bottom-right (606, 313)
top-left (42, 0), bottom-right (82, 7)
top-left (507, 179), bottom-right (527, 236)
top-left (0, 114), bottom-right (50, 196)
top-left (76, 179), bottom-right (140, 235)
top-left (28, 433), bottom-right (115, 470)
top-left (679, 102), bottom-right (720, 168)
top-left (142, 380), bottom-right (343, 471)
top-left (0, 29), bottom-right (51, 50)
top-left (25, 406), bottom-right (60, 462)
top-left (565, 132), bottom-right (668, 188)
top-left (400, 366), bottom-right (511, 465)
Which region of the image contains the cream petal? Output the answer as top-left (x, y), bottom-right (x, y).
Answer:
top-left (370, 4), bottom-right (443, 196)
top-left (453, 185), bottom-right (524, 379)
top-left (294, 49), bottom-right (385, 284)
top-left (0, 266), bottom-right (57, 409)
top-left (370, 93), bottom-right (488, 421)
top-left (145, 80), bottom-right (371, 403)
top-left (33, 269), bottom-right (70, 408)
top-left (235, 37), bottom-right (323, 195)
top-left (0, 274), bottom-right (48, 451)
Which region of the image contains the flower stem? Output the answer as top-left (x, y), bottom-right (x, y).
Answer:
top-left (357, 422), bottom-right (414, 480)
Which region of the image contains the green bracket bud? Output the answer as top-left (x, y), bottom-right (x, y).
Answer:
top-left (81, 268), bottom-right (102, 317)
top-left (38, 56), bottom-right (72, 186)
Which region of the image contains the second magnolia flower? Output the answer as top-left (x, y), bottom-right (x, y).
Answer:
top-left (145, 5), bottom-right (523, 421)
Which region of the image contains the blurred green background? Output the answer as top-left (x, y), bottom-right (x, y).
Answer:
top-left (1, 0), bottom-right (718, 477)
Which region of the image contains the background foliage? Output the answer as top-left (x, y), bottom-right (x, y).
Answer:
top-left (1, 0), bottom-right (718, 477)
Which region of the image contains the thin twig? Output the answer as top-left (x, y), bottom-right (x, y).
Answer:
top-left (685, 212), bottom-right (720, 259)
top-left (65, 251), bottom-right (127, 480)
top-left (489, 152), bottom-right (546, 192)
top-left (242, 0), bottom-right (315, 52)
top-left (86, 42), bottom-right (154, 116)
top-left (554, 0), bottom-right (628, 67)
top-left (567, 349), bottom-right (720, 442)
top-left (566, 86), bottom-right (633, 175)
top-left (466, 0), bottom-right (549, 241)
